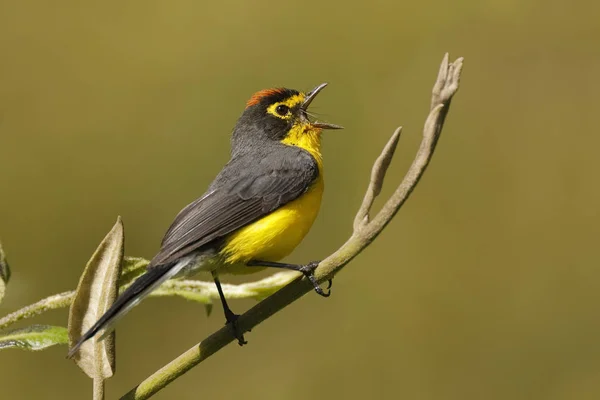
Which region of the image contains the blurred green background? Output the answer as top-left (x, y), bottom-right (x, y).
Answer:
top-left (1, 0), bottom-right (599, 399)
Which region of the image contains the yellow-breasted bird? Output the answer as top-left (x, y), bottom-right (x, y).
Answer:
top-left (67, 83), bottom-right (341, 356)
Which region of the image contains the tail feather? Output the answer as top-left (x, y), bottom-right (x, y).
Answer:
top-left (67, 262), bottom-right (180, 359)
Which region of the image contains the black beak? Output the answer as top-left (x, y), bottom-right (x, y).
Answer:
top-left (301, 83), bottom-right (343, 130)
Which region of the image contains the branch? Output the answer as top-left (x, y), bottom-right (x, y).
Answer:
top-left (353, 127), bottom-right (402, 231)
top-left (120, 53), bottom-right (464, 400)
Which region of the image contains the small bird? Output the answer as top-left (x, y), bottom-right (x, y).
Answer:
top-left (67, 83), bottom-right (341, 357)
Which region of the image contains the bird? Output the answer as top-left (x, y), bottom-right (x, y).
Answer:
top-left (67, 83), bottom-right (341, 357)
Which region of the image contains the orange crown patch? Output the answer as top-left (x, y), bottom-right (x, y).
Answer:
top-left (246, 88), bottom-right (286, 108)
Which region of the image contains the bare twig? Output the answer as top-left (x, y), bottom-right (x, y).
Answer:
top-left (120, 53), bottom-right (464, 400)
top-left (353, 127), bottom-right (402, 231)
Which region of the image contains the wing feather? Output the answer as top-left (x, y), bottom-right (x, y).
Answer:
top-left (149, 147), bottom-right (318, 267)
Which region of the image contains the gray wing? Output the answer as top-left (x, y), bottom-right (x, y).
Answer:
top-left (149, 147), bottom-right (319, 267)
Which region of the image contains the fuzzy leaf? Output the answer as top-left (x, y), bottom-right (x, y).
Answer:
top-left (68, 217), bottom-right (124, 379)
top-left (0, 325), bottom-right (68, 351)
top-left (152, 279), bottom-right (212, 304)
top-left (157, 271), bottom-right (298, 303)
top-left (0, 242), bottom-right (10, 305)
top-left (119, 256), bottom-right (149, 287)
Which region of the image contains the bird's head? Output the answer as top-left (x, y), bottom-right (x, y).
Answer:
top-left (231, 83), bottom-right (342, 156)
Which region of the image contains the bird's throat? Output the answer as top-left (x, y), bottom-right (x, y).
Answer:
top-left (281, 124), bottom-right (323, 170)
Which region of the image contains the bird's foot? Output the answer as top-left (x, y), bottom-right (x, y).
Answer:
top-left (224, 309), bottom-right (247, 346)
top-left (299, 261), bottom-right (332, 297)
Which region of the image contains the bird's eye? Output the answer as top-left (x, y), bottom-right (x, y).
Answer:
top-left (275, 105), bottom-right (289, 116)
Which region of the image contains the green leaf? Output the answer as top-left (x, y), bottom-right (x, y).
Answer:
top-left (119, 256), bottom-right (149, 287)
top-left (153, 280), bottom-right (212, 302)
top-left (0, 242), bottom-right (10, 305)
top-left (153, 271), bottom-right (298, 304)
top-left (0, 325), bottom-right (68, 351)
top-left (68, 217), bottom-right (124, 379)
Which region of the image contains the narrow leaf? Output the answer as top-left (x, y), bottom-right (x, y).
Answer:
top-left (119, 256), bottom-right (149, 287)
top-left (0, 242), bottom-right (10, 305)
top-left (0, 325), bottom-right (68, 351)
top-left (153, 284), bottom-right (213, 304)
top-left (68, 217), bottom-right (124, 379)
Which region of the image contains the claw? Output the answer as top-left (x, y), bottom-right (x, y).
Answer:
top-left (300, 261), bottom-right (332, 297)
top-left (224, 310), bottom-right (247, 346)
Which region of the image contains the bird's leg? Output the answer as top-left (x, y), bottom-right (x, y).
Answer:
top-left (212, 272), bottom-right (247, 346)
top-left (246, 260), bottom-right (332, 297)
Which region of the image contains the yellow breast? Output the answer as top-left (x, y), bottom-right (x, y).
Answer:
top-left (219, 124), bottom-right (324, 274)
top-left (220, 176), bottom-right (323, 268)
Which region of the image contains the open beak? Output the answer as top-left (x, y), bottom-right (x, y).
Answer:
top-left (301, 83), bottom-right (343, 130)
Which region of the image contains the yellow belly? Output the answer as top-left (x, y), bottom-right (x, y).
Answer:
top-left (219, 176), bottom-right (323, 274)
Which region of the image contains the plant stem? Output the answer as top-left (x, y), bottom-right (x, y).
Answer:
top-left (121, 54), bottom-right (464, 400)
top-left (0, 291), bottom-right (74, 330)
top-left (93, 377), bottom-right (105, 400)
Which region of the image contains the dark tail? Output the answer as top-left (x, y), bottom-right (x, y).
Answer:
top-left (67, 262), bottom-right (178, 359)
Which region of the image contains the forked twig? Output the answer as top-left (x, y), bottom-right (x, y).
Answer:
top-left (121, 53), bottom-right (464, 400)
